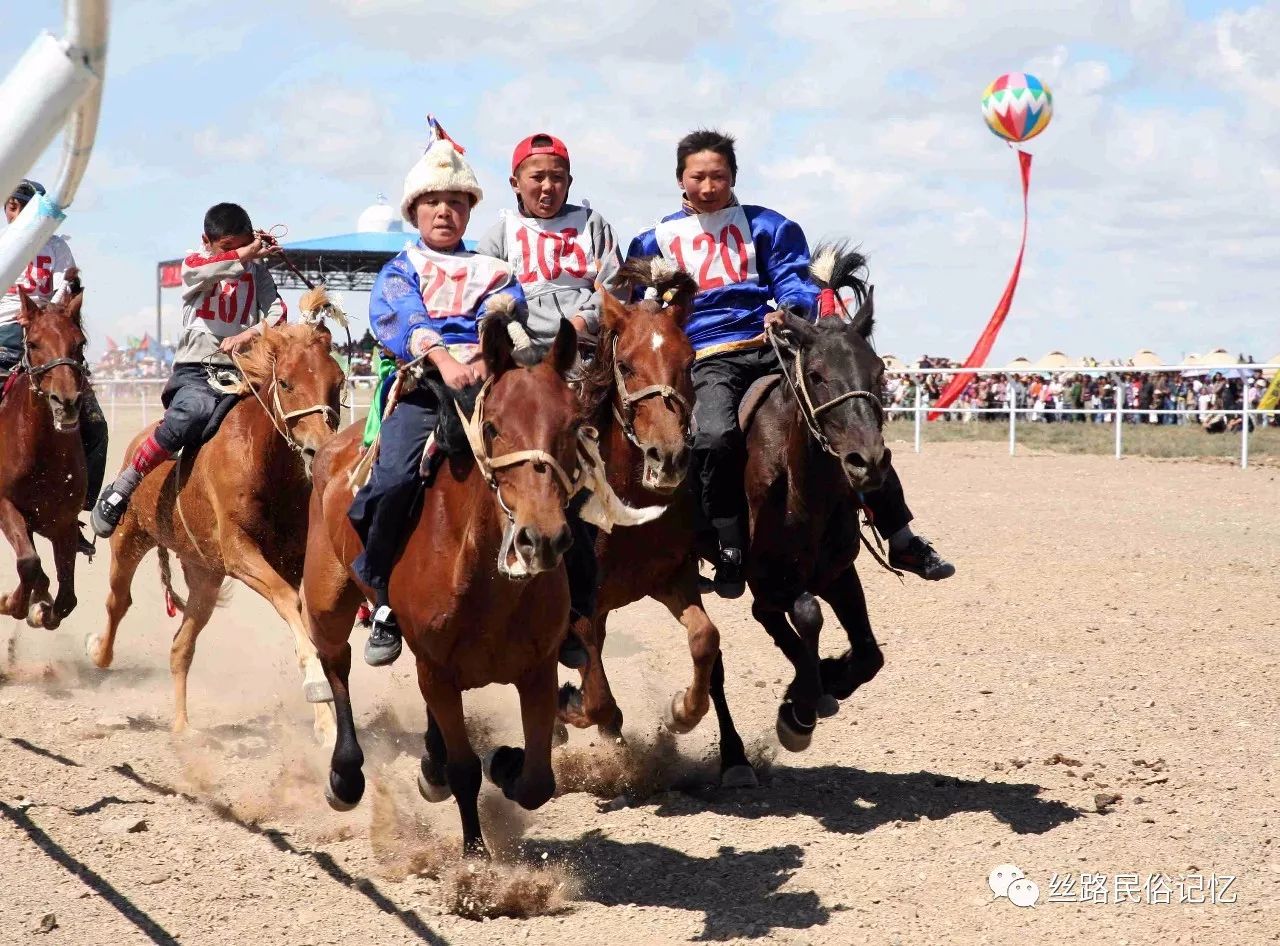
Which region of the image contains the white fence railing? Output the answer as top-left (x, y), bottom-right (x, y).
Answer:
top-left (92, 362), bottom-right (1279, 470)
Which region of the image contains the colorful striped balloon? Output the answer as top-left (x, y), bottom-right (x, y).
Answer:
top-left (982, 72), bottom-right (1053, 143)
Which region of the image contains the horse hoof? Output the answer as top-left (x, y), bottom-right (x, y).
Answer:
top-left (324, 769), bottom-right (364, 811)
top-left (551, 721), bottom-right (569, 748)
top-left (662, 690), bottom-right (697, 736)
top-left (721, 765), bottom-right (759, 790)
top-left (84, 633), bottom-right (110, 668)
top-left (816, 694), bottom-right (840, 718)
top-left (776, 703), bottom-right (815, 753)
top-left (26, 603), bottom-right (49, 629)
top-left (304, 679), bottom-right (334, 704)
top-left (417, 767), bottom-right (452, 803)
top-left (483, 746), bottom-right (524, 790)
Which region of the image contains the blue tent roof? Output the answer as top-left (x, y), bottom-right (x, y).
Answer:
top-left (282, 232), bottom-right (475, 253)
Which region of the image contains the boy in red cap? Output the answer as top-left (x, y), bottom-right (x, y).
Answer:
top-left (476, 133), bottom-right (623, 347)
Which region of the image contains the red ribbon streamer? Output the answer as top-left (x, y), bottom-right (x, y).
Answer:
top-left (929, 149), bottom-right (1032, 420)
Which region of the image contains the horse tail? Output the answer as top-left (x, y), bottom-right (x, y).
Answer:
top-left (156, 547), bottom-right (234, 616)
top-left (810, 241), bottom-right (870, 307)
top-left (157, 546), bottom-right (187, 615)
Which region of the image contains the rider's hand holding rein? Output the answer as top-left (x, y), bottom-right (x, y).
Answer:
top-left (763, 309), bottom-right (788, 331)
top-left (426, 345), bottom-right (487, 390)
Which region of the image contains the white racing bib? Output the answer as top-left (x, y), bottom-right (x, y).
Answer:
top-left (405, 243), bottom-right (512, 317)
top-left (187, 270), bottom-right (260, 339)
top-left (502, 208), bottom-right (597, 294)
top-left (654, 206), bottom-right (758, 292)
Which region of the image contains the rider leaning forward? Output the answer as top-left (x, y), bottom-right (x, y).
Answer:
top-left (627, 129), bottom-right (954, 595)
top-left (1, 179), bottom-right (109, 549)
top-left (91, 202), bottom-right (286, 537)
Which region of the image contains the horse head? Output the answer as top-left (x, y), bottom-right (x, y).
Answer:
top-left (592, 257), bottom-right (697, 493)
top-left (477, 300), bottom-right (582, 578)
top-left (16, 288), bottom-right (88, 433)
top-left (237, 321), bottom-right (344, 474)
top-left (772, 244), bottom-right (888, 491)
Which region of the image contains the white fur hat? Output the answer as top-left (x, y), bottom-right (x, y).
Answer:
top-left (401, 138), bottom-right (483, 223)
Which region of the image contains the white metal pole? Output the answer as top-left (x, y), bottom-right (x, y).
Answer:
top-left (1114, 375), bottom-right (1124, 460)
top-left (1241, 387), bottom-right (1250, 470)
top-left (1008, 386), bottom-right (1016, 456)
top-left (913, 378), bottom-right (922, 454)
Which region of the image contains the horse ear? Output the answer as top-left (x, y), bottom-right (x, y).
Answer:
top-left (311, 320), bottom-right (333, 345)
top-left (481, 315), bottom-right (517, 377)
top-left (65, 291), bottom-right (84, 326)
top-left (848, 285), bottom-right (875, 339)
top-left (546, 317), bottom-right (578, 377)
top-left (16, 288), bottom-right (36, 328)
top-left (599, 291), bottom-right (626, 334)
top-left (774, 310), bottom-right (818, 350)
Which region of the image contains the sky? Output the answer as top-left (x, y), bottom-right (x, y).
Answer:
top-left (4, 0), bottom-right (1279, 364)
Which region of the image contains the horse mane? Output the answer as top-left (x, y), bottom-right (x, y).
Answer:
top-left (810, 241), bottom-right (869, 309)
top-left (579, 326), bottom-right (618, 421)
top-left (235, 322), bottom-right (330, 386)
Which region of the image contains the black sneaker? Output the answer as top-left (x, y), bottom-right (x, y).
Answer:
top-left (712, 547), bottom-right (746, 599)
top-left (364, 605), bottom-right (403, 666)
top-left (90, 487), bottom-right (129, 539)
top-left (890, 536), bottom-right (956, 581)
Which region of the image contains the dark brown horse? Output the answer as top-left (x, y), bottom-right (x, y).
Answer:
top-left (0, 289), bottom-right (88, 629)
top-left (303, 309), bottom-right (652, 856)
top-left (742, 244), bottom-right (887, 751)
top-left (87, 322), bottom-right (344, 739)
top-left (559, 259), bottom-right (757, 787)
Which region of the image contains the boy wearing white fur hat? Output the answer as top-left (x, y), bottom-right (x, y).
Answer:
top-left (353, 119), bottom-right (527, 666)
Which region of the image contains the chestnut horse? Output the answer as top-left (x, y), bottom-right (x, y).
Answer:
top-left (559, 259), bottom-right (757, 787)
top-left (742, 244), bottom-right (887, 752)
top-left (304, 310), bottom-right (652, 856)
top-left (87, 322), bottom-right (344, 739)
top-left (0, 289), bottom-right (88, 629)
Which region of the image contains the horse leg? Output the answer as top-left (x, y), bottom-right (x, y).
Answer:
top-left (654, 567), bottom-right (719, 735)
top-left (226, 534), bottom-right (335, 741)
top-left (559, 612), bottom-right (624, 737)
top-left (416, 662), bottom-right (485, 858)
top-left (816, 565), bottom-right (884, 702)
top-left (310, 621), bottom-right (364, 811)
top-left (86, 525), bottom-right (152, 669)
top-left (487, 656), bottom-right (558, 812)
top-left (0, 499), bottom-right (43, 622)
top-left (168, 566), bottom-right (222, 734)
top-left (417, 709), bottom-right (451, 802)
top-left (45, 522), bottom-right (80, 629)
top-left (709, 651), bottom-right (757, 788)
top-left (750, 597), bottom-right (822, 753)
top-left (790, 592), bottom-right (838, 718)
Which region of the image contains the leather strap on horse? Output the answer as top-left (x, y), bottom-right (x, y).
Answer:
top-left (765, 326), bottom-right (884, 460)
top-left (610, 335), bottom-right (691, 448)
top-left (455, 376), bottom-right (580, 502)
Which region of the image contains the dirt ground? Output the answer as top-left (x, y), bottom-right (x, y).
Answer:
top-left (1, 435), bottom-right (1277, 945)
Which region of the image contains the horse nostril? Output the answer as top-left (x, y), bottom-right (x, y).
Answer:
top-left (644, 445), bottom-right (661, 465)
top-left (552, 526), bottom-right (573, 558)
top-left (844, 451), bottom-right (869, 471)
top-left (515, 527), bottom-right (536, 555)
top-left (672, 445), bottom-right (690, 471)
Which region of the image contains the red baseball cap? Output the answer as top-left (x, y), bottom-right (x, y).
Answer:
top-left (511, 133), bottom-right (570, 174)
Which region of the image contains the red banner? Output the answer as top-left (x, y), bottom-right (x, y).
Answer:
top-left (929, 149), bottom-right (1032, 419)
top-left (158, 262), bottom-right (182, 288)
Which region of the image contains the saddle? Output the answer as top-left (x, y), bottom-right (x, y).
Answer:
top-left (738, 373), bottom-right (783, 434)
top-left (201, 393), bottom-right (241, 443)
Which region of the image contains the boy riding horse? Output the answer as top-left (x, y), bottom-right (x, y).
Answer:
top-left (1, 179), bottom-right (108, 547)
top-left (626, 130), bottom-right (953, 596)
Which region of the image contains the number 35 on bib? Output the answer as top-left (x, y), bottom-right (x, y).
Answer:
top-left (655, 207), bottom-right (759, 292)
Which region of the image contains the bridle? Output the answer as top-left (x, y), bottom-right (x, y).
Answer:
top-left (456, 375), bottom-right (590, 578)
top-left (610, 334), bottom-right (692, 448)
top-left (20, 334), bottom-right (88, 428)
top-left (226, 353), bottom-right (339, 457)
top-left (766, 326), bottom-right (884, 459)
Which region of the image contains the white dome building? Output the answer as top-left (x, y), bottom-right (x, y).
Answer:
top-left (356, 194), bottom-right (405, 234)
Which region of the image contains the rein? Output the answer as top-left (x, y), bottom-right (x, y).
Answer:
top-left (765, 327), bottom-right (883, 459)
top-left (610, 334), bottom-right (691, 448)
top-left (225, 352), bottom-right (338, 457)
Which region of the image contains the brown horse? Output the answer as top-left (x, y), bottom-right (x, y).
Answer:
top-left (0, 289), bottom-right (88, 629)
top-left (558, 259), bottom-right (757, 787)
top-left (742, 244), bottom-right (887, 752)
top-left (86, 322), bottom-right (344, 739)
top-left (304, 309), bottom-right (646, 856)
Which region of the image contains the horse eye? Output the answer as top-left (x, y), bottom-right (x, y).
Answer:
top-left (483, 421), bottom-right (498, 440)
top-left (619, 362), bottom-right (634, 377)
top-left (808, 370), bottom-right (824, 385)
top-left (278, 379), bottom-right (291, 391)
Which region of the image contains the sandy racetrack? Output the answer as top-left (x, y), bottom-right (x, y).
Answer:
top-left (1, 436), bottom-right (1277, 944)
